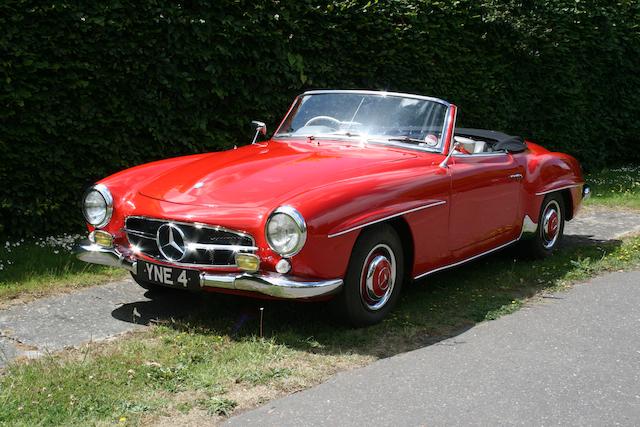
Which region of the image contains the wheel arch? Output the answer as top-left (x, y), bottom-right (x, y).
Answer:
top-left (559, 189), bottom-right (574, 220)
top-left (357, 216), bottom-right (415, 284)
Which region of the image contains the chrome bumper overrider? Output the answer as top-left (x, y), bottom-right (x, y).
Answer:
top-left (582, 184), bottom-right (591, 200)
top-left (74, 240), bottom-right (343, 299)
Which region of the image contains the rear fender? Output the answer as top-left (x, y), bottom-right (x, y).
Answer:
top-left (521, 148), bottom-right (585, 225)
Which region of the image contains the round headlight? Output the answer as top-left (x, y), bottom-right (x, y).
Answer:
top-left (82, 184), bottom-right (113, 228)
top-left (266, 206), bottom-right (307, 257)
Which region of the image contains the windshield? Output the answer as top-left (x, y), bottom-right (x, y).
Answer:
top-left (274, 92), bottom-right (450, 151)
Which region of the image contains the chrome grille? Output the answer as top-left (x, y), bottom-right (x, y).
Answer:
top-left (125, 216), bottom-right (256, 267)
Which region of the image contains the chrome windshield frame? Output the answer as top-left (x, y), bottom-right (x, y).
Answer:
top-left (301, 90), bottom-right (451, 108)
top-left (273, 90), bottom-right (454, 154)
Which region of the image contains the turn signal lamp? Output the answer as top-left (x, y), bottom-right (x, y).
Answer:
top-left (236, 253), bottom-right (260, 272)
top-left (93, 230), bottom-right (114, 247)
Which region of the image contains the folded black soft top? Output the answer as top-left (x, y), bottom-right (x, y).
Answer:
top-left (455, 128), bottom-right (527, 153)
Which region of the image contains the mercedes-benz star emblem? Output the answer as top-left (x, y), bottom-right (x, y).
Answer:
top-left (157, 223), bottom-right (187, 261)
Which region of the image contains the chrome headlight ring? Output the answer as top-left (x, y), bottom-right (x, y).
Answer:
top-left (265, 206), bottom-right (307, 258)
top-left (82, 183), bottom-right (113, 228)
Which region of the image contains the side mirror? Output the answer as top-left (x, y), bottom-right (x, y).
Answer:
top-left (251, 120), bottom-right (267, 144)
top-left (439, 140), bottom-right (461, 169)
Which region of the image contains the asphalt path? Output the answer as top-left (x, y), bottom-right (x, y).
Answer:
top-left (227, 270), bottom-right (640, 426)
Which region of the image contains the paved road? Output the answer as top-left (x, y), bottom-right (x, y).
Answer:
top-left (0, 280), bottom-right (215, 367)
top-left (227, 270), bottom-right (640, 426)
top-left (1, 206), bottom-right (639, 369)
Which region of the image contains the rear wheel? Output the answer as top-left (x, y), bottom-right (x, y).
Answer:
top-left (522, 193), bottom-right (565, 258)
top-left (332, 224), bottom-right (404, 327)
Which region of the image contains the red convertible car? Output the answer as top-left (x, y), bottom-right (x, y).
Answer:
top-left (76, 90), bottom-right (589, 326)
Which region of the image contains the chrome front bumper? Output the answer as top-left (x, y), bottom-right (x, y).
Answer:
top-left (74, 240), bottom-right (343, 299)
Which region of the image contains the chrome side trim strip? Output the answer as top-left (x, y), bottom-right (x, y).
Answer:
top-left (413, 214), bottom-right (538, 280)
top-left (413, 237), bottom-right (518, 280)
top-left (535, 183), bottom-right (583, 196)
top-left (328, 200), bottom-right (447, 238)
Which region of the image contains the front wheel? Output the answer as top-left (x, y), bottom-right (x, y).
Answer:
top-left (522, 193), bottom-right (565, 258)
top-left (332, 224), bottom-right (404, 327)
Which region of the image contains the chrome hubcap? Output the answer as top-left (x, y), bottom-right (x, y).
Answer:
top-left (360, 244), bottom-right (396, 311)
top-left (541, 200), bottom-right (561, 249)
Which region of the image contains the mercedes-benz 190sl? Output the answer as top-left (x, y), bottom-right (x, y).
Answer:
top-left (75, 90), bottom-right (590, 326)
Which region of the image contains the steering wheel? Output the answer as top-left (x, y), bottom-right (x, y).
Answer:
top-left (304, 116), bottom-right (343, 127)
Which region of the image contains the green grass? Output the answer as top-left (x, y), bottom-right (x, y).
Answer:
top-left (1, 235), bottom-right (639, 426)
top-left (585, 165), bottom-right (640, 210)
top-left (0, 235), bottom-right (126, 305)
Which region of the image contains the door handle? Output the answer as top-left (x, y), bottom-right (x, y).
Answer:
top-left (509, 173), bottom-right (523, 180)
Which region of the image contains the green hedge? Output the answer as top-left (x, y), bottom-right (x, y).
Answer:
top-left (1, 0), bottom-right (638, 237)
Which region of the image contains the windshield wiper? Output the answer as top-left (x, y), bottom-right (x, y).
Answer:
top-left (275, 132), bottom-right (361, 139)
top-left (386, 136), bottom-right (433, 145)
top-left (368, 136), bottom-right (440, 152)
top-left (388, 136), bottom-right (440, 150)
top-left (328, 131), bottom-right (361, 137)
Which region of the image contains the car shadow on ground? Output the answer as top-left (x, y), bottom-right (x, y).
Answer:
top-left (111, 233), bottom-right (622, 359)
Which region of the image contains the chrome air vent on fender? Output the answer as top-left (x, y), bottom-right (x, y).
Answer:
top-left (125, 216), bottom-right (256, 268)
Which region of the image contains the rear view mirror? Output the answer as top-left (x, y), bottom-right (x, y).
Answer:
top-left (251, 120), bottom-right (267, 144)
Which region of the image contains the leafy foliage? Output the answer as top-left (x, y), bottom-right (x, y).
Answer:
top-left (1, 0), bottom-right (638, 237)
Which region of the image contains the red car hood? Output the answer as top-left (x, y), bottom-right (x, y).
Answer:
top-left (138, 140), bottom-right (417, 208)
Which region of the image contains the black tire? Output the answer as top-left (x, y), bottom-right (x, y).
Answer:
top-left (522, 193), bottom-right (565, 259)
top-left (129, 272), bottom-right (179, 294)
top-left (332, 224), bottom-right (404, 327)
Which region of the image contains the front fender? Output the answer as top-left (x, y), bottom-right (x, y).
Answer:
top-left (285, 163), bottom-right (450, 280)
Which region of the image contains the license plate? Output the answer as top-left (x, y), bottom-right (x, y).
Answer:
top-left (137, 261), bottom-right (200, 290)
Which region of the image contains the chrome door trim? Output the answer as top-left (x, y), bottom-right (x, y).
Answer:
top-left (413, 237), bottom-right (518, 280)
top-left (535, 183), bottom-right (583, 196)
top-left (413, 214), bottom-right (538, 280)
